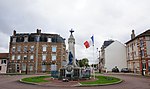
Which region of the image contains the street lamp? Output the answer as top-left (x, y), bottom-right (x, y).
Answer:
top-left (98, 50), bottom-right (101, 73)
top-left (97, 48), bottom-right (101, 73)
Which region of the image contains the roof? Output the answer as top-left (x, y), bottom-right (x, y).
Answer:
top-left (101, 40), bottom-right (114, 49)
top-left (126, 30), bottom-right (150, 44)
top-left (10, 32), bottom-right (65, 43)
top-left (0, 53), bottom-right (9, 59)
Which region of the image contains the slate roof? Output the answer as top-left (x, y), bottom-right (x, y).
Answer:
top-left (101, 40), bottom-right (114, 49)
top-left (126, 30), bottom-right (150, 44)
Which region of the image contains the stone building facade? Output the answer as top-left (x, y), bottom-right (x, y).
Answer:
top-left (8, 29), bottom-right (66, 74)
top-left (126, 30), bottom-right (150, 75)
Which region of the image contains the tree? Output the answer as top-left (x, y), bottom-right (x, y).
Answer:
top-left (78, 58), bottom-right (89, 67)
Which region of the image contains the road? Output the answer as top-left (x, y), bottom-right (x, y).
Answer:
top-left (0, 74), bottom-right (150, 89)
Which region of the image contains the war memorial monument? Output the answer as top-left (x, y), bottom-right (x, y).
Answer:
top-left (59, 30), bottom-right (90, 80)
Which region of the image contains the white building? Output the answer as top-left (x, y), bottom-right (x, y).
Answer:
top-left (100, 40), bottom-right (127, 72)
top-left (0, 53), bottom-right (9, 73)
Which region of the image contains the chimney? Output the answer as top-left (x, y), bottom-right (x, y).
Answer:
top-left (131, 30), bottom-right (135, 40)
top-left (13, 30), bottom-right (16, 36)
top-left (37, 29), bottom-right (41, 34)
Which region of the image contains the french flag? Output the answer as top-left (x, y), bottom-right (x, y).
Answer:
top-left (84, 41), bottom-right (90, 48)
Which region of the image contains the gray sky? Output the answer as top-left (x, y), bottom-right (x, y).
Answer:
top-left (0, 0), bottom-right (150, 64)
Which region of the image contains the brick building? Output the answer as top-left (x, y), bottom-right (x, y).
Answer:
top-left (8, 29), bottom-right (66, 74)
top-left (126, 30), bottom-right (150, 75)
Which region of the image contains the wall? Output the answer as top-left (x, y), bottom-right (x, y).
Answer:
top-left (105, 41), bottom-right (127, 71)
top-left (0, 59), bottom-right (7, 73)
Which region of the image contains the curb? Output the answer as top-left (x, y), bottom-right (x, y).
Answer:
top-left (76, 79), bottom-right (123, 87)
top-left (19, 79), bottom-right (39, 85)
top-left (19, 79), bottom-right (123, 87)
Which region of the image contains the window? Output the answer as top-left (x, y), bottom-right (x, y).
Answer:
top-left (52, 46), bottom-right (57, 52)
top-left (22, 63), bottom-right (26, 71)
top-left (141, 50), bottom-right (144, 57)
top-left (24, 46), bottom-right (27, 52)
top-left (17, 55), bottom-right (21, 60)
top-left (140, 40), bottom-right (144, 47)
top-left (29, 65), bottom-right (33, 71)
top-left (24, 36), bottom-right (28, 42)
top-left (51, 64), bottom-right (57, 71)
top-left (127, 46), bottom-right (129, 52)
top-left (132, 43), bottom-right (134, 50)
top-left (30, 46), bottom-right (34, 52)
top-left (17, 46), bottom-right (21, 52)
top-left (12, 55), bottom-right (15, 60)
top-left (1, 59), bottom-right (6, 64)
top-left (142, 63), bottom-right (146, 69)
top-left (52, 54), bottom-right (56, 61)
top-left (42, 65), bottom-right (46, 71)
top-left (42, 54), bottom-right (46, 61)
top-left (48, 38), bottom-right (51, 42)
top-left (12, 37), bottom-right (16, 43)
top-left (30, 55), bottom-right (34, 60)
top-left (35, 36), bottom-right (40, 42)
top-left (24, 55), bottom-right (27, 60)
top-left (148, 61), bottom-right (150, 72)
top-left (12, 46), bottom-right (16, 52)
top-left (42, 45), bottom-right (47, 52)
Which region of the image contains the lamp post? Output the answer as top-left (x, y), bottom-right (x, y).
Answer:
top-left (97, 48), bottom-right (101, 73)
top-left (98, 50), bottom-right (101, 73)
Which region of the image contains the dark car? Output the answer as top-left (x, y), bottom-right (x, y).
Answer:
top-left (121, 68), bottom-right (131, 73)
top-left (112, 67), bottom-right (119, 72)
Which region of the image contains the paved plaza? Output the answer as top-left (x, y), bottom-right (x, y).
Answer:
top-left (0, 74), bottom-right (150, 89)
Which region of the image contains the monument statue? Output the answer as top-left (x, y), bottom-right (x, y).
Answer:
top-left (59, 29), bottom-right (81, 80)
top-left (68, 52), bottom-right (73, 65)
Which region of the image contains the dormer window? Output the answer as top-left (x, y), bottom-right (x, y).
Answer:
top-left (48, 38), bottom-right (52, 42)
top-left (12, 37), bottom-right (16, 43)
top-left (35, 36), bottom-right (40, 42)
top-left (24, 36), bottom-right (28, 42)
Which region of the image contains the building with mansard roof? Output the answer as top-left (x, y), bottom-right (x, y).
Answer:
top-left (8, 29), bottom-right (66, 74)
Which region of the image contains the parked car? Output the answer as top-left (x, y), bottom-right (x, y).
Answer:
top-left (121, 68), bottom-right (131, 73)
top-left (112, 66), bottom-right (119, 72)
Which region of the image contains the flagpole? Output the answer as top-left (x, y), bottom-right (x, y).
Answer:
top-left (93, 44), bottom-right (95, 79)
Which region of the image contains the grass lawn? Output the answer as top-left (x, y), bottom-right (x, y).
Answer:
top-left (22, 76), bottom-right (51, 83)
top-left (80, 76), bottom-right (121, 85)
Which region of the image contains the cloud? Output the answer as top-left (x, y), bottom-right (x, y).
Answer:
top-left (0, 0), bottom-right (150, 64)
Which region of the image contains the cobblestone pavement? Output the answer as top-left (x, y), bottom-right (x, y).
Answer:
top-left (0, 74), bottom-right (150, 89)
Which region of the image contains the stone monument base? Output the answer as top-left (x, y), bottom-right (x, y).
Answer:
top-left (59, 65), bottom-right (81, 80)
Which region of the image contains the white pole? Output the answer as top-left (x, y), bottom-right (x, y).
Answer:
top-left (93, 45), bottom-right (95, 79)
